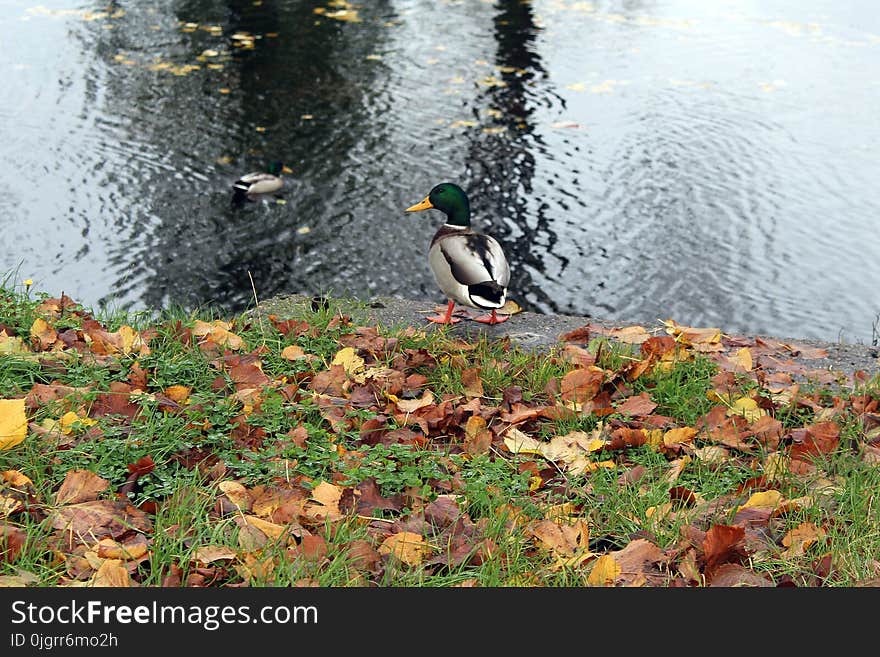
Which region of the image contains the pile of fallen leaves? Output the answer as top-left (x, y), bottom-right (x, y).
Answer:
top-left (1, 290), bottom-right (879, 587)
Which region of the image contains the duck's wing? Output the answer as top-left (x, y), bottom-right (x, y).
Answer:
top-left (233, 172), bottom-right (283, 195)
top-left (436, 231), bottom-right (509, 286)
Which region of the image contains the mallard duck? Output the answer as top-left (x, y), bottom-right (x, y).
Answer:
top-left (405, 182), bottom-right (511, 325)
top-left (232, 161), bottom-right (289, 200)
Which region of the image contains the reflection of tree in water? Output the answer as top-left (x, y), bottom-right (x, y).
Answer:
top-left (100, 0), bottom-right (390, 312)
top-left (464, 0), bottom-right (565, 314)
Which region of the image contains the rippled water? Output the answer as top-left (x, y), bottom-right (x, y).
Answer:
top-left (1, 0), bottom-right (879, 343)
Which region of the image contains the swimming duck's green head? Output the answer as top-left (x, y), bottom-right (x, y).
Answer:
top-left (405, 182), bottom-right (471, 226)
top-left (267, 161), bottom-right (285, 176)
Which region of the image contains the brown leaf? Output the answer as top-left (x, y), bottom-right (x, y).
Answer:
top-left (55, 469), bottom-right (109, 505)
top-left (608, 538), bottom-right (668, 586)
top-left (560, 367), bottom-right (603, 405)
top-left (791, 421), bottom-right (840, 462)
top-left (460, 368), bottom-right (484, 399)
top-left (0, 524), bottom-right (27, 563)
top-left (559, 325), bottom-right (591, 343)
top-left (463, 415), bottom-right (492, 456)
top-left (702, 525), bottom-right (746, 572)
top-left (49, 500), bottom-right (152, 540)
top-left (308, 365), bottom-right (347, 397)
top-left (194, 545), bottom-right (237, 564)
top-left (615, 392), bottom-right (657, 417)
top-left (708, 563), bottom-right (774, 587)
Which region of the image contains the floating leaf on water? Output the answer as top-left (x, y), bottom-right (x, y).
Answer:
top-left (449, 120), bottom-right (477, 129)
top-left (365, 54), bottom-right (382, 61)
top-left (301, 114), bottom-right (314, 120)
top-left (218, 88), bottom-right (231, 94)
top-left (297, 226), bottom-right (311, 235)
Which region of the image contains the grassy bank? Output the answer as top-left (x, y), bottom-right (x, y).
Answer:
top-left (1, 279), bottom-right (879, 587)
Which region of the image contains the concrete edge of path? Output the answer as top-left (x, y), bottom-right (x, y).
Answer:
top-left (255, 294), bottom-right (880, 379)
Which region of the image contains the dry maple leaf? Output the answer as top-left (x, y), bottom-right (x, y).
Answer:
top-left (0, 399), bottom-right (28, 450)
top-left (54, 469), bottom-right (109, 506)
top-left (378, 532), bottom-right (431, 566)
top-left (587, 554), bottom-right (621, 586)
top-left (463, 415), bottom-right (492, 455)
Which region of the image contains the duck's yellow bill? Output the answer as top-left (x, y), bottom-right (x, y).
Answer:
top-left (282, 165), bottom-right (294, 174)
top-left (405, 197), bottom-right (433, 212)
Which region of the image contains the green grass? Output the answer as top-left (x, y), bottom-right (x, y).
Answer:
top-left (1, 280), bottom-right (879, 587)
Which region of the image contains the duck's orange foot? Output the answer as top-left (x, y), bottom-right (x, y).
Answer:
top-left (426, 314), bottom-right (462, 325)
top-left (472, 311), bottom-right (509, 325)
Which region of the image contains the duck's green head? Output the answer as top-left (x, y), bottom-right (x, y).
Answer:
top-left (405, 182), bottom-right (471, 226)
top-left (267, 161), bottom-right (287, 176)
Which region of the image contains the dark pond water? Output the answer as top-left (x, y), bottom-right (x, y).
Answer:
top-left (2, 0), bottom-right (879, 343)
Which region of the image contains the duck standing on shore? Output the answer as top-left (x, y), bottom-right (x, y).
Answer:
top-left (405, 182), bottom-right (511, 325)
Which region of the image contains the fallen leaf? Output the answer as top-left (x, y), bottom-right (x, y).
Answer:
top-left (0, 399), bottom-right (28, 450)
top-left (587, 554), bottom-right (620, 586)
top-left (378, 532), bottom-right (431, 566)
top-left (463, 415), bottom-right (492, 455)
top-left (55, 469), bottom-right (109, 505)
top-left (90, 559), bottom-right (131, 587)
top-left (461, 368), bottom-right (484, 399)
top-left (738, 490), bottom-right (784, 512)
top-left (781, 522), bottom-right (826, 558)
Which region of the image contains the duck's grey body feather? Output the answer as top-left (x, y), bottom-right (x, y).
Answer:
top-left (233, 171), bottom-right (284, 196)
top-left (429, 224), bottom-right (510, 310)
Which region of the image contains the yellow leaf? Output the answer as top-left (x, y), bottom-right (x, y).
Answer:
top-left (645, 429), bottom-right (663, 447)
top-left (738, 490), bottom-right (784, 511)
top-left (0, 334), bottom-right (28, 355)
top-left (163, 385), bottom-right (191, 403)
top-left (727, 397), bottom-right (766, 422)
top-left (663, 427), bottom-right (697, 446)
top-left (497, 299), bottom-right (522, 316)
top-left (734, 347), bottom-right (753, 372)
top-left (59, 411), bottom-right (96, 435)
top-left (116, 325), bottom-right (141, 353)
top-left (764, 452), bottom-right (789, 481)
top-left (30, 318), bottom-right (57, 349)
top-left (331, 347), bottom-right (365, 376)
top-left (218, 481), bottom-right (253, 511)
top-left (781, 522), bottom-right (825, 558)
top-left (89, 559), bottom-right (130, 587)
top-left (0, 399), bottom-right (28, 450)
top-left (503, 428), bottom-right (543, 455)
top-left (242, 515), bottom-right (289, 540)
top-left (587, 555), bottom-right (621, 586)
top-left (378, 532), bottom-right (431, 566)
top-left (192, 320), bottom-right (243, 349)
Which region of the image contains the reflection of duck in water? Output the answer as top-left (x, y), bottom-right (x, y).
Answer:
top-left (232, 161), bottom-right (290, 202)
top-left (405, 182), bottom-right (511, 325)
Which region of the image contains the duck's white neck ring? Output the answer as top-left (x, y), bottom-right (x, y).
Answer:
top-left (442, 223), bottom-right (469, 230)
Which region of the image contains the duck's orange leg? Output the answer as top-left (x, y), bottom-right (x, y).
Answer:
top-left (472, 309), bottom-right (509, 325)
top-left (426, 300), bottom-right (461, 325)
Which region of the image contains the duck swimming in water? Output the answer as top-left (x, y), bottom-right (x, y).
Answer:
top-left (232, 161), bottom-right (290, 201)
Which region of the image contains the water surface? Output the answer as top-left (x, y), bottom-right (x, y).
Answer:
top-left (1, 0), bottom-right (878, 343)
